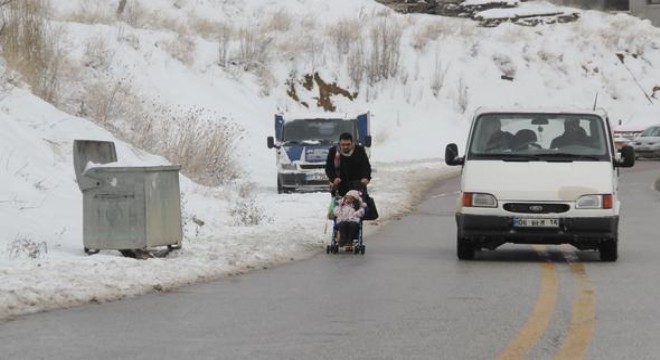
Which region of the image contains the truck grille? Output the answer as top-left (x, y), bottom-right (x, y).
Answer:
top-left (300, 164), bottom-right (325, 170)
top-left (503, 203), bottom-right (570, 214)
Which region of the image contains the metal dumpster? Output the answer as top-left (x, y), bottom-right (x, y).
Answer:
top-left (73, 140), bottom-right (183, 255)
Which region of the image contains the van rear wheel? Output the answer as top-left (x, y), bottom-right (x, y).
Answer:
top-left (457, 234), bottom-right (475, 260)
top-left (599, 239), bottom-right (618, 262)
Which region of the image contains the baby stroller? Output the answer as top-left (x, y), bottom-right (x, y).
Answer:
top-left (326, 189), bottom-right (370, 255)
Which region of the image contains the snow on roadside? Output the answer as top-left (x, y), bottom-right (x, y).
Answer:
top-left (0, 157), bottom-right (453, 320)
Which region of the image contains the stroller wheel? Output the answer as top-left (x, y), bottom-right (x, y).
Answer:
top-left (332, 245), bottom-right (339, 254)
top-left (360, 245), bottom-right (366, 255)
top-left (353, 246), bottom-right (359, 255)
top-left (326, 245), bottom-right (331, 254)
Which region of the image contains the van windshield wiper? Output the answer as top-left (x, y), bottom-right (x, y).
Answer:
top-left (471, 153), bottom-right (541, 161)
top-left (500, 154), bottom-right (542, 162)
top-left (537, 153), bottom-right (602, 161)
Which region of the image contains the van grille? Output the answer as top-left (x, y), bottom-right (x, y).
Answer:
top-left (503, 203), bottom-right (569, 214)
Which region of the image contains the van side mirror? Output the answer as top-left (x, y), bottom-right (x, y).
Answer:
top-left (616, 145), bottom-right (635, 168)
top-left (267, 136), bottom-right (277, 149)
top-left (364, 135), bottom-right (372, 147)
top-left (445, 143), bottom-right (464, 166)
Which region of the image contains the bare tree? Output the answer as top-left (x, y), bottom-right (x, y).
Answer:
top-left (117, 0), bottom-right (127, 15)
top-left (0, 0), bottom-right (13, 35)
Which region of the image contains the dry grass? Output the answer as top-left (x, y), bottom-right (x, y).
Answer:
top-left (411, 21), bottom-right (452, 50)
top-left (79, 80), bottom-right (132, 126)
top-left (83, 34), bottom-right (115, 70)
top-left (118, 104), bottom-right (244, 186)
top-left (7, 234), bottom-right (47, 259)
top-left (65, 0), bottom-right (114, 25)
top-left (366, 16), bottom-right (402, 85)
top-left (327, 18), bottom-right (362, 55)
top-left (71, 74), bottom-right (242, 186)
top-left (492, 53), bottom-right (516, 78)
top-left (189, 14), bottom-right (220, 39)
top-left (237, 27), bottom-right (272, 72)
top-left (430, 51), bottom-right (449, 97)
top-left (163, 34), bottom-right (196, 66)
top-left (264, 9), bottom-right (292, 32)
top-left (0, 0), bottom-right (69, 104)
top-left (116, 24), bottom-right (141, 50)
top-left (229, 182), bottom-right (272, 226)
top-left (456, 76), bottom-right (469, 113)
top-left (217, 23), bottom-right (232, 67)
top-left (347, 40), bottom-right (365, 88)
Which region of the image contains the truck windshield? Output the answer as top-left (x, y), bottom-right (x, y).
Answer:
top-left (282, 119), bottom-right (357, 144)
top-left (468, 113), bottom-right (611, 161)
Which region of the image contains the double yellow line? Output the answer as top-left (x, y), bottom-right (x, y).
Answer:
top-left (496, 245), bottom-right (596, 360)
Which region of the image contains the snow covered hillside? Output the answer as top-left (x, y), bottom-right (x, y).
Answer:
top-left (1, 0), bottom-right (660, 319)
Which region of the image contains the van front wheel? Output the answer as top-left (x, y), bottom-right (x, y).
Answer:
top-left (599, 239), bottom-right (618, 262)
top-left (457, 234), bottom-right (475, 260)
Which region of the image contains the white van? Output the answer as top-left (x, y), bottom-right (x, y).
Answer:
top-left (445, 108), bottom-right (635, 261)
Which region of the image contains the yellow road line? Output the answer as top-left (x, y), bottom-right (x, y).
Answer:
top-left (554, 248), bottom-right (596, 360)
top-left (496, 246), bottom-right (559, 360)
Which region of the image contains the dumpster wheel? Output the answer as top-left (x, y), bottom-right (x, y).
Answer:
top-left (84, 247), bottom-right (100, 255)
top-left (119, 246), bottom-right (181, 259)
top-left (119, 249), bottom-right (154, 259)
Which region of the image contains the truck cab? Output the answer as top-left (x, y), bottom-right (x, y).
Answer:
top-left (267, 112), bottom-right (371, 193)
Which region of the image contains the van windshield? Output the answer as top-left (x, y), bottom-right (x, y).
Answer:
top-left (468, 113), bottom-right (611, 161)
top-left (282, 119), bottom-right (357, 144)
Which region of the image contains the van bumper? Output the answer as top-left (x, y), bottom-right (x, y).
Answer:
top-left (456, 213), bottom-right (618, 250)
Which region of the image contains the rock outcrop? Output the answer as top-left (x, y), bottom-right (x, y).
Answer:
top-left (375, 0), bottom-right (580, 27)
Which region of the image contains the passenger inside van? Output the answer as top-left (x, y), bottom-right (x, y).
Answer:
top-left (511, 129), bottom-right (539, 150)
top-left (550, 118), bottom-right (587, 149)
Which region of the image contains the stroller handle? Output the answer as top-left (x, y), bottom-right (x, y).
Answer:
top-left (330, 180), bottom-right (368, 197)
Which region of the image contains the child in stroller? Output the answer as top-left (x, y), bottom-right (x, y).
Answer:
top-left (327, 189), bottom-right (367, 255)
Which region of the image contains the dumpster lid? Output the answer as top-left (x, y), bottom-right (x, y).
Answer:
top-left (73, 140), bottom-right (118, 191)
top-left (85, 165), bottom-right (182, 174)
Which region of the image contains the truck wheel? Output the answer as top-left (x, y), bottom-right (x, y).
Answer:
top-left (457, 234), bottom-right (475, 260)
top-left (277, 178), bottom-right (283, 194)
top-left (599, 239), bottom-right (618, 262)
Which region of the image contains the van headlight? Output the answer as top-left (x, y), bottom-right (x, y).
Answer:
top-left (576, 194), bottom-right (613, 209)
top-left (462, 192), bottom-right (497, 207)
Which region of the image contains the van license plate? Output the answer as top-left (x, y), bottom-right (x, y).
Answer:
top-left (513, 218), bottom-right (559, 228)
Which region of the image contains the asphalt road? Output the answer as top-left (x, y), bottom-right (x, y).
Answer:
top-left (1, 161), bottom-right (659, 360)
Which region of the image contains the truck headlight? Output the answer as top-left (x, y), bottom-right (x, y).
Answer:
top-left (462, 192), bottom-right (497, 207)
top-left (281, 163), bottom-right (297, 171)
top-left (576, 194), bottom-right (613, 209)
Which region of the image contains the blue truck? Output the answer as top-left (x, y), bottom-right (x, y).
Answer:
top-left (266, 112), bottom-right (372, 193)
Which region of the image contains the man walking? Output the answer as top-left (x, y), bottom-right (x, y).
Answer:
top-left (325, 132), bottom-right (371, 196)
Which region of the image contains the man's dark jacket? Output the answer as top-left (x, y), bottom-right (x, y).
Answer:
top-left (325, 145), bottom-right (371, 196)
